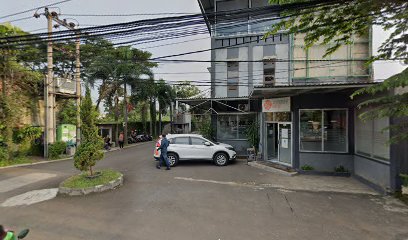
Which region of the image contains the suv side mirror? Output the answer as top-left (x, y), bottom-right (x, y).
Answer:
top-left (204, 142), bottom-right (211, 146)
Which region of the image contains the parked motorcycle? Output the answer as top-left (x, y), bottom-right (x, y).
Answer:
top-left (1, 228), bottom-right (29, 239)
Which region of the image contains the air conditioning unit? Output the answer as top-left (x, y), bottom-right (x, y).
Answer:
top-left (263, 75), bottom-right (275, 86)
top-left (238, 104), bottom-right (249, 112)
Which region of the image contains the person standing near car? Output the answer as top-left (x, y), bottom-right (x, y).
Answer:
top-left (157, 134), bottom-right (170, 170)
top-left (118, 132), bottom-right (124, 149)
top-left (153, 135), bottom-right (162, 161)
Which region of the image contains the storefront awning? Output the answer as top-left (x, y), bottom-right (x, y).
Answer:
top-left (250, 82), bottom-right (376, 98)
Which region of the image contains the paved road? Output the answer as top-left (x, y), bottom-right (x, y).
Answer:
top-left (1, 142), bottom-right (408, 240)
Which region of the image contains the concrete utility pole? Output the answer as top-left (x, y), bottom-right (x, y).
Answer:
top-left (44, 7), bottom-right (55, 158)
top-left (36, 8), bottom-right (81, 158)
top-left (75, 31), bottom-right (81, 147)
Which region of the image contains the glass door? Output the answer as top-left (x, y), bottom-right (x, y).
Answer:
top-left (266, 123), bottom-right (278, 160)
top-left (278, 123), bottom-right (292, 165)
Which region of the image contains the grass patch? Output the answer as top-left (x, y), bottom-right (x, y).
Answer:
top-left (61, 169), bottom-right (122, 189)
top-left (0, 157), bottom-right (32, 167)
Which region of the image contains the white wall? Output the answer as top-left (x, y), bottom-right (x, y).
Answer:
top-left (238, 47), bottom-right (249, 96)
top-left (215, 48), bottom-right (227, 98)
top-left (275, 44), bottom-right (290, 85)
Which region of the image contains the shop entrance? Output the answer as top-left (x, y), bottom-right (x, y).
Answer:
top-left (265, 122), bottom-right (292, 166)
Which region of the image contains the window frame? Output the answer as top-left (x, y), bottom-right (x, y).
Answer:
top-left (299, 108), bottom-right (349, 153)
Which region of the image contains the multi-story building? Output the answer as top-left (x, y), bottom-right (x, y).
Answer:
top-left (177, 0), bottom-right (408, 193)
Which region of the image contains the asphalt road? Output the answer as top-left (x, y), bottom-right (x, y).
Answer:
top-left (1, 142), bottom-right (408, 240)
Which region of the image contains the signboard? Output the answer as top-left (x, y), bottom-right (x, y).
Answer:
top-left (262, 97), bottom-right (291, 112)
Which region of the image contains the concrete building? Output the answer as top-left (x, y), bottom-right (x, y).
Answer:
top-left (179, 0), bottom-right (408, 193)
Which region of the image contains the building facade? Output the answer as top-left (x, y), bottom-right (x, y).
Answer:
top-left (191, 0), bottom-right (407, 193)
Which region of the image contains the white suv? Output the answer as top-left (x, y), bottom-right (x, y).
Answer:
top-left (166, 134), bottom-right (236, 167)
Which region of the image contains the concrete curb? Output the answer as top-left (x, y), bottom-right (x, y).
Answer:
top-left (59, 173), bottom-right (123, 196)
top-left (248, 161), bottom-right (298, 177)
top-left (0, 141), bottom-right (152, 170)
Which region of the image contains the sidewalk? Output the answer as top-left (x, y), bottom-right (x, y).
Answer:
top-left (246, 161), bottom-right (378, 195)
top-left (0, 141), bottom-right (151, 170)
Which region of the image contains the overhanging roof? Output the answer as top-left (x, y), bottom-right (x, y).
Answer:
top-left (177, 96), bottom-right (249, 105)
top-left (250, 82), bottom-right (376, 98)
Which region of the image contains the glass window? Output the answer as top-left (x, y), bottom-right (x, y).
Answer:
top-left (300, 110), bottom-right (323, 152)
top-left (238, 115), bottom-right (251, 139)
top-left (355, 109), bottom-right (390, 161)
top-left (217, 115), bottom-right (238, 140)
top-left (300, 109), bottom-right (348, 152)
top-left (175, 137), bottom-right (190, 145)
top-left (323, 110), bottom-right (347, 152)
top-left (217, 114), bottom-right (256, 140)
top-left (191, 137), bottom-right (206, 145)
top-left (216, 0), bottom-right (249, 36)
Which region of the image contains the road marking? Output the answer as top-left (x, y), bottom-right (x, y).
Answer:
top-left (174, 177), bottom-right (264, 189)
top-left (1, 188), bottom-right (59, 207)
top-left (0, 173), bottom-right (57, 193)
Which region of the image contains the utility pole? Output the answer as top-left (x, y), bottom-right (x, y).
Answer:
top-left (75, 31), bottom-right (81, 147)
top-left (44, 7), bottom-right (54, 158)
top-left (123, 80), bottom-right (128, 146)
top-left (36, 8), bottom-right (81, 157)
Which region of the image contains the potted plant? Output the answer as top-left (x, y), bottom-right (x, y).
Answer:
top-left (400, 174), bottom-right (408, 195)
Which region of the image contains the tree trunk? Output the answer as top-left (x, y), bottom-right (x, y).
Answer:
top-left (123, 80), bottom-right (128, 146)
top-left (114, 95), bottom-right (119, 146)
top-left (141, 101), bottom-right (147, 133)
top-left (152, 99), bottom-right (157, 136)
top-left (89, 166), bottom-right (94, 176)
top-left (159, 104), bottom-right (162, 135)
top-left (149, 98), bottom-right (153, 136)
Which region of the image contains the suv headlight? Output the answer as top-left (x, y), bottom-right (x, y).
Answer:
top-left (226, 146), bottom-right (235, 151)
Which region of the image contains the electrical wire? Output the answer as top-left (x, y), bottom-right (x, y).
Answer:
top-left (0, 0), bottom-right (73, 20)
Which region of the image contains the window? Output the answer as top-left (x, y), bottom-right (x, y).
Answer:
top-left (217, 114), bottom-right (256, 140)
top-left (227, 62), bottom-right (239, 94)
top-left (191, 137), bottom-right (206, 145)
top-left (263, 59), bottom-right (275, 86)
top-left (299, 109), bottom-right (348, 152)
top-left (355, 109), bottom-right (390, 161)
top-left (175, 137), bottom-right (190, 145)
top-left (216, 0), bottom-right (249, 36)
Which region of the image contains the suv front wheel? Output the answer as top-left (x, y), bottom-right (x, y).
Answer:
top-left (214, 152), bottom-right (228, 166)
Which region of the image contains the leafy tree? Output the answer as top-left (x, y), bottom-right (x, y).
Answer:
top-left (156, 79), bottom-right (176, 134)
top-left (0, 24), bottom-right (43, 148)
top-left (173, 82), bottom-right (201, 111)
top-left (173, 81), bottom-right (200, 99)
top-left (57, 99), bottom-right (77, 125)
top-left (267, 0), bottom-right (408, 142)
top-left (74, 87), bottom-right (104, 176)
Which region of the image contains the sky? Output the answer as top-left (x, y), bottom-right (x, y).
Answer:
top-left (0, 0), bottom-right (406, 102)
top-left (0, 0), bottom-right (212, 104)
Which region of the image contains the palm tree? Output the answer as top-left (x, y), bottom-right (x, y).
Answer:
top-left (156, 80), bottom-right (176, 134)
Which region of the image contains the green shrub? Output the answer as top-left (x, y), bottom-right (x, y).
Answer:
top-left (301, 165), bottom-right (314, 171)
top-left (245, 120), bottom-right (260, 153)
top-left (334, 165), bottom-right (348, 173)
top-left (400, 174), bottom-right (408, 187)
top-left (198, 118), bottom-right (214, 140)
top-left (0, 147), bottom-right (9, 161)
top-left (49, 141), bottom-right (67, 159)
